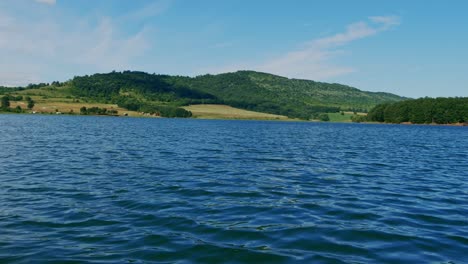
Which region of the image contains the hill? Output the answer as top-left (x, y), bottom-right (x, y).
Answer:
top-left (0, 70), bottom-right (406, 119)
top-left (167, 71), bottom-right (405, 119)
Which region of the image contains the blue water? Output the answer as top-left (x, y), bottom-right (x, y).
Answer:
top-left (0, 115), bottom-right (467, 263)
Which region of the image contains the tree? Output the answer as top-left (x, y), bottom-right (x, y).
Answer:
top-left (1, 96), bottom-right (10, 109)
top-left (318, 113), bottom-right (330, 122)
top-left (27, 100), bottom-right (35, 110)
top-left (80, 106), bottom-right (87, 115)
top-left (351, 115), bottom-right (367, 123)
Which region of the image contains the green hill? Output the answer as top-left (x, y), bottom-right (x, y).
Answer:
top-left (171, 71), bottom-right (405, 118)
top-left (1, 70), bottom-right (407, 119)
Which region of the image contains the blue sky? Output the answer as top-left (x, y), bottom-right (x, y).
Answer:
top-left (0, 0), bottom-right (467, 98)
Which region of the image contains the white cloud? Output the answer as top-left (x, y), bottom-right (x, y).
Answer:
top-left (312, 22), bottom-right (379, 48)
top-left (369, 15), bottom-right (401, 29)
top-left (123, 0), bottom-right (172, 21)
top-left (209, 16), bottom-right (400, 81)
top-left (63, 18), bottom-right (152, 69)
top-left (34, 0), bottom-right (56, 5)
top-left (257, 16), bottom-right (400, 80)
top-left (0, 5), bottom-right (154, 86)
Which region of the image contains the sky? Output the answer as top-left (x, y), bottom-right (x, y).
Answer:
top-left (0, 0), bottom-right (467, 98)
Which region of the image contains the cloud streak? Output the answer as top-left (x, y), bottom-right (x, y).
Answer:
top-left (257, 16), bottom-right (401, 80)
top-left (34, 0), bottom-right (56, 5)
top-left (0, 2), bottom-right (157, 86)
top-left (209, 16), bottom-right (400, 81)
top-left (122, 0), bottom-right (172, 21)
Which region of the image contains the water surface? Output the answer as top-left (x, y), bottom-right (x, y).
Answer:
top-left (0, 115), bottom-right (467, 263)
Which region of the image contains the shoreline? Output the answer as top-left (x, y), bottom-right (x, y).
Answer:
top-left (1, 111), bottom-right (467, 126)
top-left (0, 111), bottom-right (303, 122)
top-left (356, 121), bottom-right (468, 127)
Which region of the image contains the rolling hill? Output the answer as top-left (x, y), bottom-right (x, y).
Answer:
top-left (1, 70), bottom-right (407, 119)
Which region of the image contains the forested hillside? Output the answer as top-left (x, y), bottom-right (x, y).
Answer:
top-left (165, 71), bottom-right (406, 118)
top-left (69, 71), bottom-right (211, 117)
top-left (238, 71), bottom-right (403, 110)
top-left (2, 70), bottom-right (406, 119)
top-left (365, 97), bottom-right (468, 124)
top-left (68, 70), bottom-right (405, 119)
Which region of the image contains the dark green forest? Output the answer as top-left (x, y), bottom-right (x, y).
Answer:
top-left (70, 71), bottom-right (200, 117)
top-left (363, 97), bottom-right (468, 124)
top-left (1, 70), bottom-right (407, 119)
top-left (66, 70), bottom-right (405, 119)
top-left (0, 86), bottom-right (24, 94)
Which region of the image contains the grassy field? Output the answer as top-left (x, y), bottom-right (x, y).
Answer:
top-left (328, 112), bottom-right (354, 122)
top-left (327, 112), bottom-right (367, 122)
top-left (7, 98), bottom-right (366, 121)
top-left (3, 86), bottom-right (365, 121)
top-left (7, 97), bottom-right (290, 120)
top-left (9, 98), bottom-right (141, 117)
top-left (5, 87), bottom-right (147, 117)
top-left (183, 104), bottom-right (290, 120)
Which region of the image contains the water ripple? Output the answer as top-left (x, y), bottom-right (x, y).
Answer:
top-left (0, 115), bottom-right (467, 263)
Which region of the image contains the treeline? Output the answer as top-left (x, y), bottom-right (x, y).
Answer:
top-left (113, 95), bottom-right (191, 117)
top-left (116, 96), bottom-right (192, 118)
top-left (363, 97), bottom-right (468, 124)
top-left (0, 87), bottom-right (25, 94)
top-left (1, 95), bottom-right (35, 112)
top-left (79, 106), bottom-right (118, 116)
top-left (2, 94), bottom-right (24, 101)
top-left (4, 70), bottom-right (404, 119)
top-left (71, 71), bottom-right (214, 102)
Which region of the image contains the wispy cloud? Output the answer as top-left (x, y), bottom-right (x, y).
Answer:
top-left (0, 14), bottom-right (150, 68)
top-left (209, 16), bottom-right (401, 81)
top-left (369, 15), bottom-right (401, 29)
top-left (63, 18), bottom-right (152, 69)
top-left (0, 2), bottom-right (161, 86)
top-left (34, 0), bottom-right (56, 5)
top-left (123, 0), bottom-right (172, 21)
top-left (257, 16), bottom-right (401, 80)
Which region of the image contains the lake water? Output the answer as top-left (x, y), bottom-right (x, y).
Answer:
top-left (0, 115), bottom-right (467, 263)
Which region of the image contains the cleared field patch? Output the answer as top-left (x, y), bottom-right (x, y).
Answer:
top-left (327, 112), bottom-right (368, 122)
top-left (17, 86), bottom-right (74, 98)
top-left (183, 104), bottom-right (290, 120)
top-left (9, 100), bottom-right (141, 117)
top-left (328, 112), bottom-right (353, 122)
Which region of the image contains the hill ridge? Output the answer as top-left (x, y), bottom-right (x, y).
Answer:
top-left (1, 70), bottom-right (407, 119)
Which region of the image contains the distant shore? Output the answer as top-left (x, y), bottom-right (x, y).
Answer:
top-left (2, 111), bottom-right (467, 127)
top-left (356, 121), bottom-right (468, 127)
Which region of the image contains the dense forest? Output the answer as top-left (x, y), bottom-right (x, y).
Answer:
top-left (0, 86), bottom-right (24, 93)
top-left (67, 70), bottom-right (405, 119)
top-left (1, 70), bottom-right (406, 119)
top-left (362, 97), bottom-right (468, 124)
top-left (70, 71), bottom-right (200, 117)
